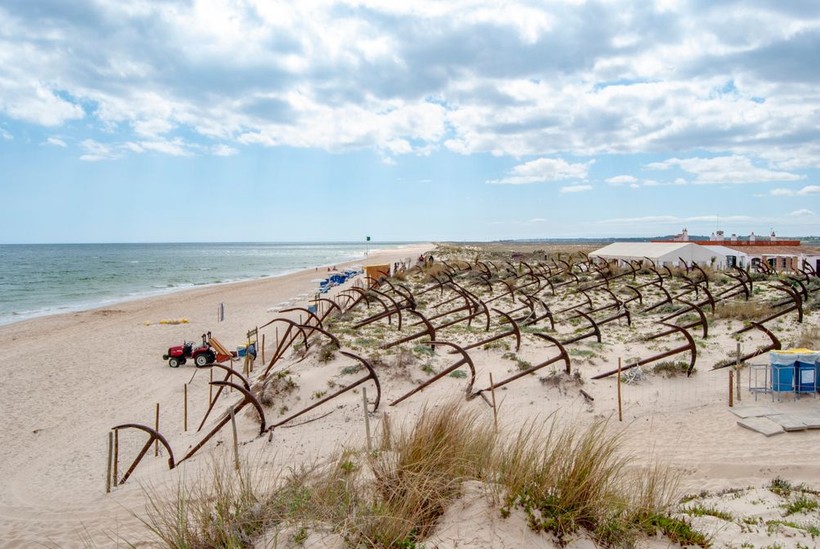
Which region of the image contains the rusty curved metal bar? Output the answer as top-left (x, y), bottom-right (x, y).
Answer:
top-left (718, 322), bottom-right (782, 367)
top-left (379, 279), bottom-right (417, 310)
top-left (656, 299), bottom-right (708, 339)
top-left (785, 276), bottom-right (809, 302)
top-left (271, 351), bottom-right (381, 429)
top-left (197, 364), bottom-right (252, 432)
top-left (315, 298), bottom-right (342, 323)
top-left (520, 293), bottom-right (555, 329)
top-left (475, 333), bottom-right (571, 397)
top-left (458, 309), bottom-right (521, 352)
top-left (623, 285), bottom-right (643, 306)
top-left (382, 309), bottom-right (437, 350)
top-left (560, 310), bottom-right (601, 345)
top-left (802, 259), bottom-right (817, 277)
top-left (750, 282), bottom-right (803, 325)
top-left (300, 324), bottom-right (341, 349)
top-left (281, 306), bottom-right (323, 329)
top-left (180, 381), bottom-right (266, 464)
top-left (112, 423), bottom-right (175, 484)
top-left (390, 341), bottom-right (475, 406)
top-left (641, 282), bottom-right (673, 313)
top-left (260, 319), bottom-right (309, 379)
top-left (593, 323), bottom-right (697, 379)
top-left (556, 288), bottom-right (593, 315)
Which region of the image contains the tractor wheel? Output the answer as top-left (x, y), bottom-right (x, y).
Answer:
top-left (195, 353), bottom-right (212, 367)
top-left (169, 357), bottom-right (181, 368)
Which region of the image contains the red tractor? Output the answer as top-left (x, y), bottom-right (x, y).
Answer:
top-left (163, 334), bottom-right (216, 368)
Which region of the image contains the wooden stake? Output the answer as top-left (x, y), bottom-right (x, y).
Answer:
top-left (113, 428), bottom-right (119, 486)
top-left (275, 327), bottom-right (279, 350)
top-left (261, 334), bottom-right (266, 365)
top-left (106, 431), bottom-right (113, 494)
top-left (736, 342), bottom-right (742, 402)
top-left (363, 388), bottom-right (372, 452)
top-left (489, 373), bottom-right (498, 433)
top-left (209, 368), bottom-right (214, 404)
top-left (729, 369), bottom-right (734, 407)
top-left (230, 407), bottom-right (240, 471)
top-left (736, 368), bottom-right (742, 402)
top-left (617, 358), bottom-right (623, 422)
top-left (184, 384), bottom-right (188, 432)
top-left (154, 403), bottom-right (160, 456)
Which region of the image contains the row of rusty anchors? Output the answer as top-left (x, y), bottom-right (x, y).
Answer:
top-left (592, 323), bottom-right (697, 379)
top-left (112, 351), bottom-right (381, 483)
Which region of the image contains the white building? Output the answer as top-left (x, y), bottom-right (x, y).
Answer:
top-left (589, 242), bottom-right (723, 268)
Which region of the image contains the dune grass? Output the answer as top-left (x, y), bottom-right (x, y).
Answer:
top-left (136, 401), bottom-right (708, 548)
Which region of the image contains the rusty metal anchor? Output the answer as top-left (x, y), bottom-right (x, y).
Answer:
top-left (560, 311), bottom-right (602, 345)
top-left (178, 380), bottom-right (267, 464)
top-left (382, 309), bottom-right (437, 350)
top-left (658, 299), bottom-right (709, 339)
top-left (197, 363), bottom-right (253, 432)
top-left (260, 319), bottom-right (309, 378)
top-left (111, 424), bottom-right (175, 484)
top-left (474, 333), bottom-right (571, 397)
top-left (270, 351), bottom-right (381, 429)
top-left (718, 322), bottom-right (781, 366)
top-left (389, 341), bottom-right (475, 406)
top-left (457, 309), bottom-right (522, 353)
top-left (592, 323), bottom-right (697, 379)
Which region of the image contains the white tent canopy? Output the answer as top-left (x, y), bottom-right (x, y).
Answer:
top-left (589, 242), bottom-right (724, 267)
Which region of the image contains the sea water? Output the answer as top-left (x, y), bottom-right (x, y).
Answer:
top-left (0, 242), bottom-right (410, 326)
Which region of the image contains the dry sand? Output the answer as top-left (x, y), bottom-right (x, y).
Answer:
top-left (1, 242), bottom-right (818, 548)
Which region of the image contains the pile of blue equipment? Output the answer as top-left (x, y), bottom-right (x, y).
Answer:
top-left (770, 350), bottom-right (820, 396)
top-left (318, 268), bottom-right (362, 294)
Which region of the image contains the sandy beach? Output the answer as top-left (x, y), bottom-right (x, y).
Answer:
top-left (1, 242), bottom-right (818, 548)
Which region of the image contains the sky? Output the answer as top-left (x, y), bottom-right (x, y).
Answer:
top-left (1, 0), bottom-right (819, 244)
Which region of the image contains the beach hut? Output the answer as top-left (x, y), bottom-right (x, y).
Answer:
top-left (589, 242), bottom-right (723, 268)
top-left (364, 264), bottom-right (390, 286)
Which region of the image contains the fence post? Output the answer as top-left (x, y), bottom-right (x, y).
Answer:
top-left (617, 358), bottom-right (623, 422)
top-left (106, 431), bottom-right (113, 494)
top-left (363, 388), bottom-right (372, 452)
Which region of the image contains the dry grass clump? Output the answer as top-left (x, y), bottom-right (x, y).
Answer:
top-left (493, 421), bottom-right (697, 546)
top-left (356, 400), bottom-right (495, 546)
top-left (794, 325), bottom-right (820, 349)
top-left (713, 300), bottom-right (773, 321)
top-left (137, 402), bottom-right (707, 548)
top-left (138, 455), bottom-right (275, 548)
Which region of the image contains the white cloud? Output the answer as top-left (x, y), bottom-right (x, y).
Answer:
top-left (645, 155), bottom-right (803, 184)
top-left (79, 139), bottom-right (120, 162)
top-left (606, 175), bottom-right (638, 185)
top-left (488, 158), bottom-right (593, 185)
top-left (769, 185), bottom-right (820, 196)
top-left (211, 144), bottom-right (238, 156)
top-left (45, 136), bottom-right (67, 147)
top-left (790, 209), bottom-right (814, 217)
top-left (559, 184), bottom-right (593, 193)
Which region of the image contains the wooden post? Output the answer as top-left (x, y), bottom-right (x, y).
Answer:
top-left (106, 431), bottom-right (113, 494)
top-left (209, 368), bottom-right (214, 404)
top-left (275, 327), bottom-right (279, 350)
top-left (489, 373), bottom-right (498, 433)
top-left (363, 388), bottom-right (372, 452)
top-left (184, 384), bottom-right (188, 432)
top-left (729, 369), bottom-right (734, 407)
top-left (617, 358), bottom-right (623, 422)
top-left (154, 403), bottom-right (160, 456)
top-left (230, 407), bottom-right (240, 471)
top-left (261, 333), bottom-right (266, 365)
top-left (736, 342), bottom-right (742, 402)
top-left (113, 428), bottom-right (119, 486)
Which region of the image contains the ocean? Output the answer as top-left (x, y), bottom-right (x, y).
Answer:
top-left (0, 242), bottom-right (411, 326)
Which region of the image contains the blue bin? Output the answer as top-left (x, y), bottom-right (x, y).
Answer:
top-left (237, 346), bottom-right (246, 357)
top-left (796, 361), bottom-right (817, 393)
top-left (771, 362), bottom-right (795, 393)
